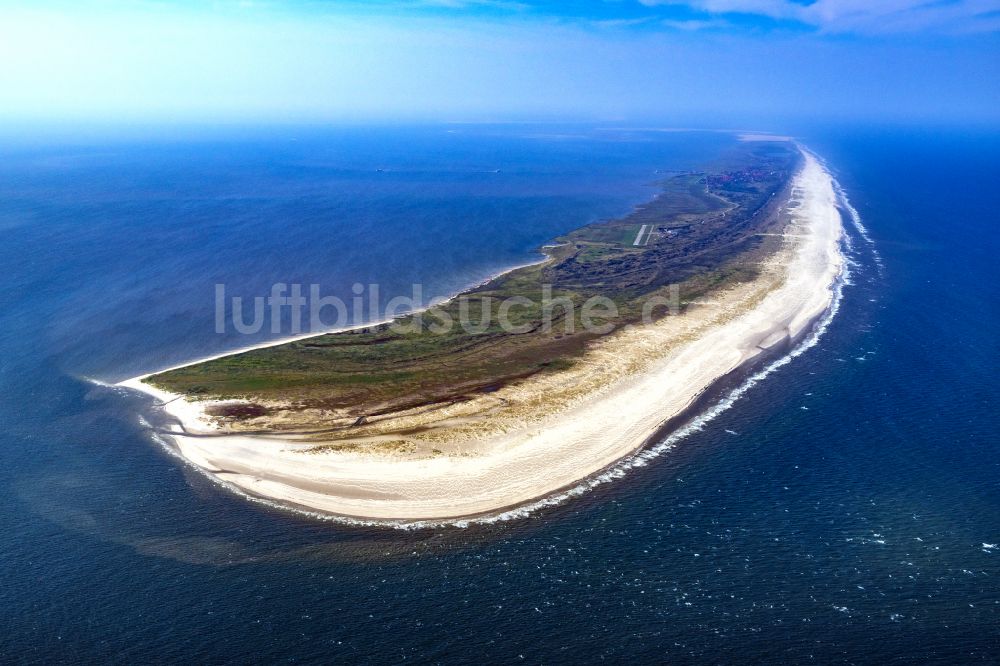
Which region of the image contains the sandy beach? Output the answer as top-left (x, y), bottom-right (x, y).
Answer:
top-left (119, 149), bottom-right (844, 523)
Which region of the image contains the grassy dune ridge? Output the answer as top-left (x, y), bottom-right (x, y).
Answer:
top-left (147, 141), bottom-right (800, 424)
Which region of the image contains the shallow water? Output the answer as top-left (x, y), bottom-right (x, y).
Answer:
top-left (1, 124), bottom-right (996, 663)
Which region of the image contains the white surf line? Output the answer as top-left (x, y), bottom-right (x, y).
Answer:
top-left (803, 148), bottom-right (883, 273)
top-left (188, 234), bottom-right (851, 535)
top-left (412, 179), bottom-right (856, 529)
top-left (633, 224), bottom-right (649, 246)
top-left (382, 152), bottom-right (847, 528)
top-left (834, 181), bottom-right (883, 272)
top-left (395, 161), bottom-right (853, 529)
top-left (111, 144), bottom-right (857, 531)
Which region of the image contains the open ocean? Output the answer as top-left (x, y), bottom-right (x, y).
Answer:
top-left (0, 124), bottom-right (996, 663)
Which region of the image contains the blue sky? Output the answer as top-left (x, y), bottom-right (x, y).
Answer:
top-left (0, 1), bottom-right (996, 125)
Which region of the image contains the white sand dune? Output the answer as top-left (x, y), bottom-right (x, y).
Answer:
top-left (119, 149), bottom-right (844, 523)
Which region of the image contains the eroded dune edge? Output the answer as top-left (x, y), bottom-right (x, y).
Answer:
top-left (119, 148), bottom-right (845, 526)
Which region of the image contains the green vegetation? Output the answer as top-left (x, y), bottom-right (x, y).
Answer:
top-left (148, 141), bottom-right (800, 419)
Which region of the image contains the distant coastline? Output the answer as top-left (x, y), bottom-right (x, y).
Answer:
top-left (118, 143), bottom-right (845, 524)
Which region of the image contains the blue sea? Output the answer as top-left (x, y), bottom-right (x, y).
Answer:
top-left (0, 124), bottom-right (997, 663)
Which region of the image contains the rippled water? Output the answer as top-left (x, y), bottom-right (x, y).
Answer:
top-left (1, 125), bottom-right (996, 663)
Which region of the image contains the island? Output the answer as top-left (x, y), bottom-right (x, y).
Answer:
top-left (120, 136), bottom-right (845, 523)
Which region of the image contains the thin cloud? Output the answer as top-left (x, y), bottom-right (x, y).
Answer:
top-left (639, 0), bottom-right (1000, 34)
top-left (661, 18), bottom-right (732, 30)
top-left (589, 17), bottom-right (657, 29)
top-left (411, 0), bottom-right (530, 10)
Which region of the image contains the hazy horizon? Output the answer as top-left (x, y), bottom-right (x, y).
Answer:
top-left (0, 1), bottom-right (997, 127)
